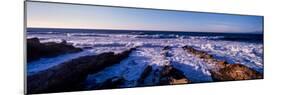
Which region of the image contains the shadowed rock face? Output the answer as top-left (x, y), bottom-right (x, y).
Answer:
top-left (94, 77), bottom-right (125, 90)
top-left (27, 48), bottom-right (135, 94)
top-left (27, 38), bottom-right (82, 62)
top-left (182, 45), bottom-right (263, 81)
top-left (138, 65), bottom-right (153, 84)
top-left (159, 65), bottom-right (191, 85)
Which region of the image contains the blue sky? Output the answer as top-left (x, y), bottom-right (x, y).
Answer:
top-left (26, 2), bottom-right (263, 34)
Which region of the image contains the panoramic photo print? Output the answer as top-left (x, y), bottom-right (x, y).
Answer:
top-left (25, 1), bottom-right (264, 94)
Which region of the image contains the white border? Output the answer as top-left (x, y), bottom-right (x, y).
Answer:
top-left (1, 0), bottom-right (281, 95)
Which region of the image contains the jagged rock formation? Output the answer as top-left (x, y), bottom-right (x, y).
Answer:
top-left (159, 46), bottom-right (191, 85)
top-left (27, 48), bottom-right (135, 94)
top-left (210, 64), bottom-right (263, 81)
top-left (159, 65), bottom-right (191, 85)
top-left (27, 38), bottom-right (82, 62)
top-left (182, 45), bottom-right (263, 81)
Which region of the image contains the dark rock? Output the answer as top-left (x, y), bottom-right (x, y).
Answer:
top-left (161, 46), bottom-right (173, 57)
top-left (204, 54), bottom-right (213, 59)
top-left (159, 65), bottom-right (191, 85)
top-left (211, 64), bottom-right (263, 81)
top-left (138, 65), bottom-right (152, 84)
top-left (97, 77), bottom-right (125, 89)
top-left (27, 48), bottom-right (135, 94)
top-left (182, 46), bottom-right (213, 60)
top-left (61, 39), bottom-right (67, 44)
top-left (86, 77), bottom-right (125, 90)
top-left (163, 46), bottom-right (171, 50)
top-left (27, 38), bottom-right (82, 62)
top-left (182, 46), bottom-right (195, 53)
top-left (27, 38), bottom-right (44, 62)
top-left (89, 48), bottom-right (136, 74)
top-left (27, 37), bottom-right (40, 44)
top-left (83, 46), bottom-right (93, 49)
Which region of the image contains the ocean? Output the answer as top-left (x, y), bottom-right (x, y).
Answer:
top-left (27, 28), bottom-right (263, 85)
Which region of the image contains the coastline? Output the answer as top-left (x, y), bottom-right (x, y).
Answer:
top-left (26, 37), bottom-right (263, 94)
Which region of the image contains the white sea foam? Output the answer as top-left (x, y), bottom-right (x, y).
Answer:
top-left (27, 50), bottom-right (93, 76)
top-left (27, 32), bottom-right (263, 83)
top-left (167, 47), bottom-right (213, 82)
top-left (85, 47), bottom-right (168, 88)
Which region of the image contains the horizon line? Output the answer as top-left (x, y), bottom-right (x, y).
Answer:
top-left (26, 27), bottom-right (263, 34)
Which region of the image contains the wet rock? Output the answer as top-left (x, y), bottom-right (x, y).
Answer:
top-left (98, 77), bottom-right (125, 89)
top-left (27, 38), bottom-right (82, 62)
top-left (159, 65), bottom-right (191, 85)
top-left (183, 46), bottom-right (213, 60)
top-left (61, 39), bottom-right (67, 44)
top-left (211, 64), bottom-right (263, 81)
top-left (90, 48), bottom-right (136, 74)
top-left (27, 48), bottom-right (135, 94)
top-left (27, 38), bottom-right (43, 62)
top-left (83, 46), bottom-right (93, 49)
top-left (163, 46), bottom-right (171, 50)
top-left (159, 46), bottom-right (191, 85)
top-left (138, 65), bottom-right (152, 84)
top-left (205, 54), bottom-right (213, 59)
top-left (182, 45), bottom-right (263, 82)
top-left (170, 78), bottom-right (190, 84)
top-left (27, 37), bottom-right (40, 44)
top-left (182, 46), bottom-right (196, 53)
top-left (88, 77), bottom-right (125, 90)
top-left (161, 46), bottom-right (173, 58)
top-left (216, 61), bottom-right (228, 68)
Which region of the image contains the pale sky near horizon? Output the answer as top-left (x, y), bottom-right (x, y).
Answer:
top-left (26, 2), bottom-right (263, 34)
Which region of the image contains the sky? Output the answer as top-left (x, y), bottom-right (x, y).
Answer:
top-left (26, 2), bottom-right (263, 34)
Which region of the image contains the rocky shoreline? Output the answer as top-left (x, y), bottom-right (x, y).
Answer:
top-left (27, 47), bottom-right (135, 94)
top-left (182, 45), bottom-right (263, 81)
top-left (26, 38), bottom-right (263, 94)
top-left (27, 38), bottom-right (137, 94)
